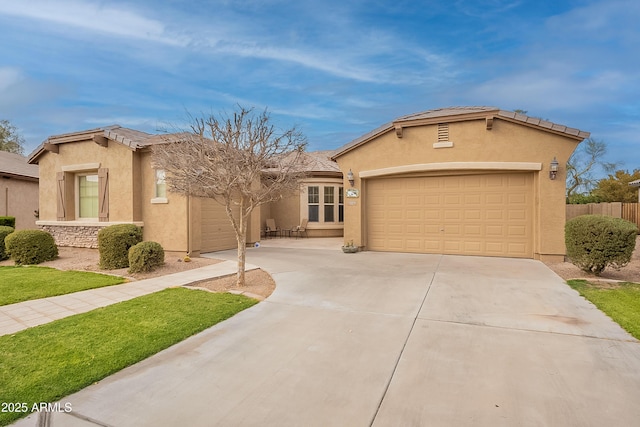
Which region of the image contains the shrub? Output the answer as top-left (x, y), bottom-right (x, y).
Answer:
top-left (128, 241), bottom-right (165, 273)
top-left (0, 216), bottom-right (15, 228)
top-left (98, 224), bottom-right (143, 269)
top-left (0, 225), bottom-right (15, 261)
top-left (565, 215), bottom-right (638, 275)
top-left (5, 229), bottom-right (58, 265)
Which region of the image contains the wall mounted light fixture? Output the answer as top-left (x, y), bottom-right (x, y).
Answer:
top-left (549, 157), bottom-right (559, 180)
top-left (347, 169), bottom-right (355, 186)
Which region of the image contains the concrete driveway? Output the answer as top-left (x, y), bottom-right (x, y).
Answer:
top-left (17, 246), bottom-right (640, 426)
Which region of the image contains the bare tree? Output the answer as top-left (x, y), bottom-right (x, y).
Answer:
top-left (152, 106), bottom-right (307, 286)
top-left (566, 138), bottom-right (617, 202)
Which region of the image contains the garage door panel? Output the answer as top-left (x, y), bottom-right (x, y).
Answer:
top-left (485, 210), bottom-right (505, 220)
top-left (463, 241), bottom-right (482, 252)
top-left (388, 209), bottom-right (403, 220)
top-left (508, 225), bottom-right (527, 236)
top-left (424, 209), bottom-right (441, 220)
top-left (406, 209), bottom-right (422, 220)
top-left (465, 194), bottom-right (481, 204)
top-left (508, 209), bottom-right (527, 220)
top-left (406, 224), bottom-right (422, 234)
top-left (444, 240), bottom-right (461, 251)
top-left (367, 173), bottom-right (533, 257)
top-left (201, 198), bottom-right (238, 252)
top-left (464, 224), bottom-right (482, 235)
top-left (444, 210), bottom-right (462, 220)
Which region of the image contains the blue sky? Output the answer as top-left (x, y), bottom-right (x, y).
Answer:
top-left (0, 0), bottom-right (637, 173)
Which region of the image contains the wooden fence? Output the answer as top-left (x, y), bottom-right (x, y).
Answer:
top-left (566, 202), bottom-right (640, 229)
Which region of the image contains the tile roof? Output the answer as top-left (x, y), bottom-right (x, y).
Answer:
top-left (395, 106), bottom-right (500, 122)
top-left (27, 124), bottom-right (341, 174)
top-left (297, 150), bottom-right (341, 173)
top-left (27, 125), bottom-right (186, 163)
top-left (270, 150), bottom-right (341, 175)
top-left (629, 179), bottom-right (640, 187)
top-left (333, 106), bottom-right (591, 158)
top-left (0, 151), bottom-right (39, 179)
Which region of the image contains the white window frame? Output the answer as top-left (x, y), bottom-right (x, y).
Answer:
top-left (151, 169), bottom-right (168, 204)
top-left (75, 172), bottom-right (99, 220)
top-left (300, 179), bottom-right (344, 227)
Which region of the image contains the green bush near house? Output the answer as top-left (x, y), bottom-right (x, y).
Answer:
top-left (0, 216), bottom-right (15, 228)
top-left (0, 225), bottom-right (14, 261)
top-left (128, 241), bottom-right (165, 273)
top-left (565, 215), bottom-right (638, 276)
top-left (5, 229), bottom-right (58, 265)
top-left (98, 224), bottom-right (143, 269)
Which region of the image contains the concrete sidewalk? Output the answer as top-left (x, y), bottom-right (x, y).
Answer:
top-left (0, 260), bottom-right (257, 336)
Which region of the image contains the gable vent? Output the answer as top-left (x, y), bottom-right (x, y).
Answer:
top-left (438, 123), bottom-right (449, 142)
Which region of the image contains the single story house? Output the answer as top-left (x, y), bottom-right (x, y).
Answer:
top-left (27, 125), bottom-right (342, 253)
top-left (29, 106), bottom-right (589, 261)
top-left (27, 125), bottom-right (262, 255)
top-left (0, 151), bottom-right (39, 229)
top-left (332, 106), bottom-right (589, 262)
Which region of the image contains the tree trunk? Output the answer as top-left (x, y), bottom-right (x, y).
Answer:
top-left (236, 197), bottom-right (248, 287)
top-left (236, 233), bottom-right (246, 287)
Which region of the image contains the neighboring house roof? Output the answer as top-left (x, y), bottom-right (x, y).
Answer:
top-left (629, 179), bottom-right (640, 187)
top-left (332, 106), bottom-right (591, 159)
top-left (0, 151), bottom-right (39, 180)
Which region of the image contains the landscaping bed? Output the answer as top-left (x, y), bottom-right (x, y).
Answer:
top-left (544, 236), bottom-right (640, 282)
top-left (0, 247), bottom-right (276, 300)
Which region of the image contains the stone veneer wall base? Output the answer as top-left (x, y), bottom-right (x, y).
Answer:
top-left (39, 224), bottom-right (106, 248)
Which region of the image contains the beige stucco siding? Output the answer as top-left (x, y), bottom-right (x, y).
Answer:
top-left (139, 152), bottom-right (189, 252)
top-left (267, 193), bottom-right (300, 231)
top-left (0, 178), bottom-right (38, 229)
top-left (336, 118), bottom-right (580, 260)
top-left (38, 139), bottom-right (138, 222)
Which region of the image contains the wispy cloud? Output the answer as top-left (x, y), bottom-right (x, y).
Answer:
top-left (0, 0), bottom-right (187, 46)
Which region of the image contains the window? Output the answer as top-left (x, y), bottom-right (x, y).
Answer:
top-left (324, 187), bottom-right (334, 222)
top-left (338, 186), bottom-right (344, 222)
top-left (308, 186), bottom-right (319, 222)
top-left (303, 183), bottom-right (344, 224)
top-left (78, 174), bottom-right (98, 219)
top-left (155, 169), bottom-right (166, 198)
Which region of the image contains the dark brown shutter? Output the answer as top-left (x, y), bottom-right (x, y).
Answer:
top-left (98, 168), bottom-right (109, 222)
top-left (56, 172), bottom-right (65, 220)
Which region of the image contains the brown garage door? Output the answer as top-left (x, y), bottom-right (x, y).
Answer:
top-left (201, 198), bottom-right (238, 252)
top-left (366, 173), bottom-right (533, 257)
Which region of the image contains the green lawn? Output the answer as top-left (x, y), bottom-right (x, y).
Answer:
top-left (0, 288), bottom-right (258, 426)
top-left (567, 279), bottom-right (640, 340)
top-left (0, 266), bottom-right (126, 306)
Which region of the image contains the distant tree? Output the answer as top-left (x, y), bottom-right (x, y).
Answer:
top-left (152, 106), bottom-right (307, 286)
top-left (566, 138), bottom-right (617, 202)
top-left (513, 109), bottom-right (528, 115)
top-left (566, 193), bottom-right (603, 205)
top-left (591, 169), bottom-right (640, 203)
top-left (0, 120), bottom-right (25, 154)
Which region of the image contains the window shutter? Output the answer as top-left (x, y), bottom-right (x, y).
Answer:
top-left (98, 168), bottom-right (109, 222)
top-left (56, 172), bottom-right (66, 220)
